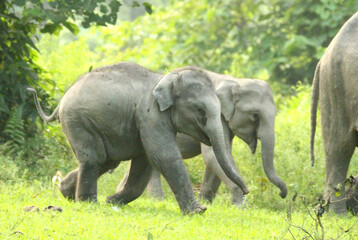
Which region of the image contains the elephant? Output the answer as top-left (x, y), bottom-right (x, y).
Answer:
top-left (345, 175), bottom-right (358, 215)
top-left (27, 62), bottom-right (249, 214)
top-left (129, 69), bottom-right (288, 206)
top-left (311, 13), bottom-right (358, 214)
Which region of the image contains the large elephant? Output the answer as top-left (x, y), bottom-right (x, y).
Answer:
top-left (311, 13), bottom-right (358, 214)
top-left (134, 69), bottom-right (287, 205)
top-left (27, 62), bottom-right (249, 214)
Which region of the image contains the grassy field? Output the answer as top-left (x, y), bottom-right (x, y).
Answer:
top-left (1, 170), bottom-right (358, 240)
top-left (2, 87), bottom-right (358, 239)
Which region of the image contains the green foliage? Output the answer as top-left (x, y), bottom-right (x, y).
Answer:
top-left (0, 0), bottom-right (154, 141)
top-left (33, 1), bottom-right (358, 95)
top-left (0, 130), bottom-right (76, 181)
top-left (0, 155), bottom-right (19, 182)
top-left (66, 0), bottom-right (357, 87)
top-left (2, 106), bottom-right (26, 153)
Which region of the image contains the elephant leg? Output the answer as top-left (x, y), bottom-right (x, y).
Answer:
top-left (106, 155), bottom-right (153, 205)
top-left (59, 168), bottom-right (78, 200)
top-left (153, 157), bottom-right (206, 214)
top-left (200, 166), bottom-right (221, 203)
top-left (61, 126), bottom-right (108, 202)
top-left (201, 145), bottom-right (245, 207)
top-left (76, 161), bottom-right (100, 201)
top-left (212, 165), bottom-right (245, 207)
top-left (60, 160), bottom-right (120, 200)
top-left (324, 141), bottom-right (355, 214)
top-left (146, 169), bottom-right (165, 200)
top-left (140, 128), bottom-right (206, 214)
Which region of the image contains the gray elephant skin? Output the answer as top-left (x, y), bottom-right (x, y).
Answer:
top-left (311, 13), bottom-right (358, 214)
top-left (27, 62), bottom-right (249, 214)
top-left (145, 69), bottom-right (287, 205)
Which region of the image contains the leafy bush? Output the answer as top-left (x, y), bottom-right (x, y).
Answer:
top-left (0, 131), bottom-right (76, 182)
top-left (0, 154), bottom-right (19, 182)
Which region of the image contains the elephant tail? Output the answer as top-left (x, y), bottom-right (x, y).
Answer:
top-left (310, 60), bottom-right (321, 167)
top-left (26, 87), bottom-right (59, 122)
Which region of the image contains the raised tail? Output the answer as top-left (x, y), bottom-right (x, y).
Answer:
top-left (26, 87), bottom-right (59, 122)
top-left (310, 60), bottom-right (321, 167)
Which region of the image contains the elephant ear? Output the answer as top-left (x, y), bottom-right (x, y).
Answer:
top-left (216, 80), bottom-right (240, 121)
top-left (152, 72), bottom-right (179, 111)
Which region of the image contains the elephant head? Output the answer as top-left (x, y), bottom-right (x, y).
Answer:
top-left (215, 79), bottom-right (287, 198)
top-left (153, 68), bottom-right (249, 195)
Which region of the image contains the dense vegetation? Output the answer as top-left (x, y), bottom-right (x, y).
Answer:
top-left (1, 0), bottom-right (358, 239)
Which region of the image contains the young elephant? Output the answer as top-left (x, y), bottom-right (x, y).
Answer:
top-left (27, 62), bottom-right (249, 214)
top-left (137, 69), bottom-right (287, 206)
top-left (311, 12), bottom-right (358, 215)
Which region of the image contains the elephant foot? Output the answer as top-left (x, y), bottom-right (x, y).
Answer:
top-left (148, 191), bottom-right (165, 201)
top-left (183, 201), bottom-right (207, 215)
top-left (106, 194), bottom-right (125, 205)
top-left (199, 192), bottom-right (216, 204)
top-left (58, 170), bottom-right (78, 200)
top-left (59, 182), bottom-right (76, 201)
top-left (326, 194), bottom-right (347, 215)
top-left (232, 198), bottom-right (246, 208)
top-left (231, 187), bottom-right (246, 208)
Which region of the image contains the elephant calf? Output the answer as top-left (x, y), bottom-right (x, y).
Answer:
top-left (137, 69), bottom-right (287, 206)
top-left (27, 62), bottom-right (249, 214)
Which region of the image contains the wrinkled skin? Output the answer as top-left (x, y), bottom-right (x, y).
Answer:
top-left (143, 69), bottom-right (287, 206)
top-left (27, 62), bottom-right (249, 214)
top-left (311, 13), bottom-right (358, 215)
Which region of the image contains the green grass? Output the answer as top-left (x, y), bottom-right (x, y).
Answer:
top-left (1, 173), bottom-right (358, 240)
top-left (2, 86), bottom-right (358, 239)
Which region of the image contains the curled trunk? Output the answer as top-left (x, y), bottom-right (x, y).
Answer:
top-left (259, 114), bottom-right (287, 198)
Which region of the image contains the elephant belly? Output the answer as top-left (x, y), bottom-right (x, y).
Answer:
top-left (102, 128), bottom-right (145, 161)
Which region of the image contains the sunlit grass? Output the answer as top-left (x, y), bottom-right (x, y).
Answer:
top-left (1, 178), bottom-right (358, 240)
top-left (2, 86), bottom-right (358, 239)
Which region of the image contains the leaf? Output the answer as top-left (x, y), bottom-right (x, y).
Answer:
top-left (40, 23), bottom-right (62, 35)
top-left (88, 66), bottom-right (93, 72)
top-left (100, 4), bottom-right (108, 14)
top-left (0, 95), bottom-right (10, 114)
top-left (147, 232), bottom-right (154, 240)
top-left (62, 21), bottom-right (79, 35)
top-left (132, 1), bottom-right (140, 7)
top-left (13, 0), bottom-right (26, 6)
top-left (334, 183), bottom-right (342, 197)
top-left (143, 2), bottom-right (153, 15)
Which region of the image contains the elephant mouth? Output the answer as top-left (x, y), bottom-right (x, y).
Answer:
top-left (193, 125), bottom-right (212, 146)
top-left (199, 131), bottom-right (212, 146)
top-left (235, 132), bottom-right (257, 154)
top-left (249, 138), bottom-right (257, 154)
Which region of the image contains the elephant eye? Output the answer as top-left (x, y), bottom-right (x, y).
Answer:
top-left (198, 108), bottom-right (207, 126)
top-left (198, 108), bottom-right (206, 116)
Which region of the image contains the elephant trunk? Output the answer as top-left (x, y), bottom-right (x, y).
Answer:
top-left (259, 113), bottom-right (287, 198)
top-left (206, 119), bottom-right (249, 195)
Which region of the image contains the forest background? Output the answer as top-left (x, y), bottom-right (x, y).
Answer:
top-left (1, 1), bottom-right (358, 239)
